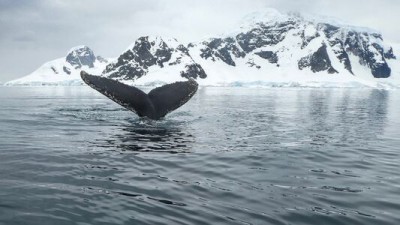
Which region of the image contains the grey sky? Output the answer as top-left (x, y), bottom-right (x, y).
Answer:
top-left (1, 0), bottom-right (399, 82)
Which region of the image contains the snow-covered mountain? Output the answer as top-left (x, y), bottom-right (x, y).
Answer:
top-left (102, 36), bottom-right (206, 86)
top-left (5, 9), bottom-right (400, 88)
top-left (5, 46), bottom-right (108, 86)
top-left (99, 9), bottom-right (400, 88)
top-left (189, 10), bottom-right (399, 87)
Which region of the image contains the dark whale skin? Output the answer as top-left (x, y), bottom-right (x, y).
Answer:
top-left (80, 71), bottom-right (198, 120)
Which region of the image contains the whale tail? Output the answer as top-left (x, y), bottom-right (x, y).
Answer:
top-left (80, 71), bottom-right (198, 120)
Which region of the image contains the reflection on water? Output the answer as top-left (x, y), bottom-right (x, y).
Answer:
top-left (94, 119), bottom-right (195, 153)
top-left (0, 87), bottom-right (400, 225)
top-left (303, 89), bottom-right (389, 148)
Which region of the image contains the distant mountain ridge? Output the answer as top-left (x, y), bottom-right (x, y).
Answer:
top-left (5, 9), bottom-right (400, 88)
top-left (5, 46), bottom-right (108, 86)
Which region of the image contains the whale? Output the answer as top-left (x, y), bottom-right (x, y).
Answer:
top-left (80, 71), bottom-right (198, 120)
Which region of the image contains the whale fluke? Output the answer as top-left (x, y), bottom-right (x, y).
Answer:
top-left (81, 71), bottom-right (198, 120)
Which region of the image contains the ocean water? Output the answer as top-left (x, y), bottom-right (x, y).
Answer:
top-left (0, 86), bottom-right (400, 225)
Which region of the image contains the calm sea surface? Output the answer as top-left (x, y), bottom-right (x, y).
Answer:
top-left (0, 86), bottom-right (400, 225)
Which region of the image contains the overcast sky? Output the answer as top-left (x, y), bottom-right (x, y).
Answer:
top-left (1, 0), bottom-right (399, 82)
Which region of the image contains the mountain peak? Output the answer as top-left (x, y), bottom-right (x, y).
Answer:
top-left (103, 35), bottom-right (206, 83)
top-left (238, 8), bottom-right (290, 29)
top-left (124, 36), bottom-right (180, 53)
top-left (66, 45), bottom-right (96, 69)
top-left (67, 45), bottom-right (92, 54)
top-left (237, 9), bottom-right (380, 35)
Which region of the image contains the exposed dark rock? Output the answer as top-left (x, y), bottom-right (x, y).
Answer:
top-left (344, 31), bottom-right (364, 57)
top-left (96, 56), bottom-right (108, 63)
top-left (318, 29), bottom-right (393, 78)
top-left (301, 23), bottom-right (392, 78)
top-left (384, 47), bottom-right (396, 59)
top-left (63, 66), bottom-right (71, 75)
top-left (369, 44), bottom-right (392, 77)
top-left (66, 46), bottom-right (96, 69)
top-left (246, 59), bottom-right (261, 69)
top-left (298, 57), bottom-right (308, 70)
top-left (370, 62), bottom-right (391, 78)
top-left (236, 21), bottom-right (296, 53)
top-left (132, 37), bottom-right (158, 68)
top-left (51, 67), bottom-right (58, 74)
top-left (104, 49), bottom-right (146, 80)
top-left (370, 43), bottom-right (396, 63)
top-left (180, 63), bottom-right (207, 79)
top-left (299, 44), bottom-right (338, 74)
top-left (319, 23), bottom-right (340, 39)
top-left (168, 57), bottom-right (182, 66)
top-left (176, 44), bottom-right (190, 56)
top-left (344, 32), bottom-right (391, 78)
top-left (200, 37), bottom-right (245, 66)
top-left (366, 46), bottom-right (391, 78)
top-left (371, 33), bottom-right (383, 40)
top-left (326, 38), bottom-right (353, 74)
top-left (153, 42), bottom-right (173, 68)
top-left (255, 51), bottom-right (278, 64)
top-left (336, 48), bottom-right (353, 74)
top-left (103, 36), bottom-right (207, 81)
top-left (104, 37), bottom-right (174, 80)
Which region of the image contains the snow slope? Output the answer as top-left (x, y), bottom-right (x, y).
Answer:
top-left (5, 46), bottom-right (108, 86)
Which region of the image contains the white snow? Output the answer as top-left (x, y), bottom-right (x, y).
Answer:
top-left (239, 9), bottom-right (289, 27)
top-left (303, 24), bottom-right (318, 40)
top-left (5, 46), bottom-right (108, 86)
top-left (68, 45), bottom-right (88, 53)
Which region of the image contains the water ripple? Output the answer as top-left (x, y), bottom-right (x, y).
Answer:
top-left (1, 87), bottom-right (400, 225)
